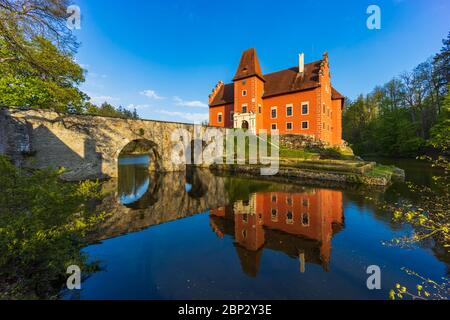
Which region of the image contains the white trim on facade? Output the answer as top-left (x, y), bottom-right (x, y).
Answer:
top-left (271, 106), bottom-right (277, 119)
top-left (301, 101), bottom-right (309, 115)
top-left (286, 122), bottom-right (293, 131)
top-left (286, 104), bottom-right (293, 117)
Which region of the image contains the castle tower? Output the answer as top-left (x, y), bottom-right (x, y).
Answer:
top-left (232, 48), bottom-right (266, 134)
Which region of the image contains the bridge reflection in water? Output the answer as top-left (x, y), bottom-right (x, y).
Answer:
top-left (97, 155), bottom-right (344, 277)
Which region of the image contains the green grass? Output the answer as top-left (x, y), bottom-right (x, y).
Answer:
top-left (365, 164), bottom-right (396, 178)
top-left (279, 148), bottom-right (318, 159)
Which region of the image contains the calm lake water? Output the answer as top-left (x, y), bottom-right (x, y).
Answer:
top-left (63, 155), bottom-right (448, 300)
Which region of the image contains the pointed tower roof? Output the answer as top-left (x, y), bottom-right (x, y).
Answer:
top-left (233, 48), bottom-right (265, 82)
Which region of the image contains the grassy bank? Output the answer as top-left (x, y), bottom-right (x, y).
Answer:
top-left (215, 135), bottom-right (403, 186)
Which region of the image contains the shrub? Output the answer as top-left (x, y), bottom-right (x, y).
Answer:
top-left (0, 156), bottom-right (108, 299)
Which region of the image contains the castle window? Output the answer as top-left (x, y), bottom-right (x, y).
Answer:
top-left (286, 211), bottom-right (294, 224)
top-left (271, 194), bottom-right (277, 203)
top-left (271, 107), bottom-right (277, 119)
top-left (301, 102), bottom-right (309, 115)
top-left (301, 121), bottom-right (309, 129)
top-left (230, 111), bottom-right (234, 121)
top-left (302, 213), bottom-right (310, 226)
top-left (242, 104), bottom-right (247, 113)
top-left (242, 90), bottom-right (247, 97)
top-left (286, 197), bottom-right (293, 206)
top-left (258, 104), bottom-right (262, 113)
top-left (303, 199), bottom-right (309, 207)
top-left (286, 105), bottom-right (293, 117)
top-left (323, 103), bottom-right (326, 114)
top-left (242, 229), bottom-right (247, 239)
top-left (242, 80), bottom-right (247, 85)
top-left (242, 214), bottom-right (248, 223)
top-left (286, 122), bottom-right (293, 131)
top-left (271, 123), bottom-right (277, 130)
top-left (218, 113), bottom-right (223, 123)
top-left (271, 209), bottom-right (278, 221)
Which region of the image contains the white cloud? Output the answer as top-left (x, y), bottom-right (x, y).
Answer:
top-left (173, 96), bottom-right (208, 108)
top-left (157, 110), bottom-right (208, 124)
top-left (90, 95), bottom-right (119, 105)
top-left (126, 104), bottom-right (150, 110)
top-left (140, 89), bottom-right (165, 100)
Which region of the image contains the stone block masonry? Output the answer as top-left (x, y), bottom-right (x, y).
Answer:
top-left (0, 107), bottom-right (224, 181)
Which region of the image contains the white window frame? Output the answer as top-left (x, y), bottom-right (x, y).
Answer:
top-left (271, 208), bottom-right (278, 222)
top-left (242, 104), bottom-right (248, 113)
top-left (286, 210), bottom-right (294, 224)
top-left (302, 213), bottom-right (310, 227)
top-left (302, 198), bottom-right (309, 208)
top-left (286, 104), bottom-right (293, 117)
top-left (217, 112), bottom-right (223, 123)
top-left (271, 193), bottom-right (278, 203)
top-left (271, 106), bottom-right (277, 119)
top-left (286, 122), bottom-right (293, 131)
top-left (301, 121), bottom-right (309, 130)
top-left (301, 102), bottom-right (309, 115)
top-left (242, 90), bottom-right (247, 97)
top-left (286, 196), bottom-right (293, 206)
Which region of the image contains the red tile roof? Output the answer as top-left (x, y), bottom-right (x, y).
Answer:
top-left (210, 49), bottom-right (344, 107)
top-left (233, 48), bottom-right (265, 82)
top-left (211, 61), bottom-right (324, 107)
top-left (209, 83), bottom-right (234, 107)
top-left (331, 87), bottom-right (345, 100)
top-left (262, 61), bottom-right (321, 98)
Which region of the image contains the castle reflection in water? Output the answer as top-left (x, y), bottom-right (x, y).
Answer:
top-left (210, 190), bottom-right (343, 276)
top-left (99, 155), bottom-right (344, 277)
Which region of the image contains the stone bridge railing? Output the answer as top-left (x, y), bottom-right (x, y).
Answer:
top-left (0, 107), bottom-right (224, 181)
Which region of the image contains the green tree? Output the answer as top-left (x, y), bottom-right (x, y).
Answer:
top-left (343, 33), bottom-right (449, 158)
top-left (86, 102), bottom-right (139, 119)
top-left (0, 156), bottom-right (108, 299)
top-left (0, 36), bottom-right (87, 112)
top-left (429, 88), bottom-right (450, 151)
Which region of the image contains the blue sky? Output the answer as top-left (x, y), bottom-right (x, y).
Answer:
top-left (73, 0), bottom-right (449, 123)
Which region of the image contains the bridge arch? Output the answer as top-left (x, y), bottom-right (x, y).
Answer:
top-left (118, 139), bottom-right (162, 171)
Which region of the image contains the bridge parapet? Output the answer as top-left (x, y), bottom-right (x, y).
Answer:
top-left (0, 107), bottom-right (224, 181)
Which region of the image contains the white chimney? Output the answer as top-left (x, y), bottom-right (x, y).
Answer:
top-left (299, 53), bottom-right (305, 73)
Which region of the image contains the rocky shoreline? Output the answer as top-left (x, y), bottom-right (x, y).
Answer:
top-left (209, 163), bottom-right (405, 187)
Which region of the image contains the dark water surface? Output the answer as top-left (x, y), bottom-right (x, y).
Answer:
top-left (64, 155), bottom-right (448, 300)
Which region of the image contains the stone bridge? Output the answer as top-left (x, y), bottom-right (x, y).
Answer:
top-left (0, 107), bottom-right (223, 181)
